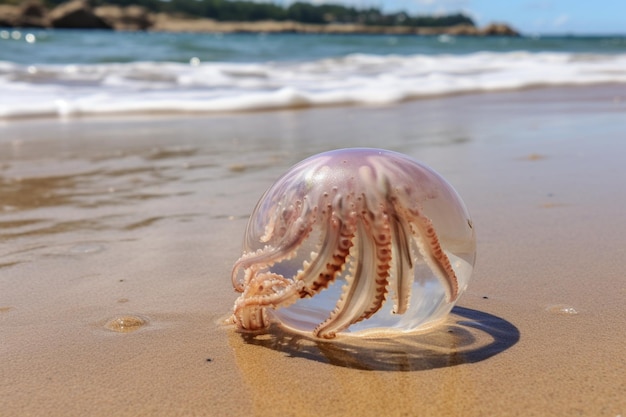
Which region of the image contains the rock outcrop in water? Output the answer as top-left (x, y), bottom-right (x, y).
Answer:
top-left (0, 0), bottom-right (47, 28)
top-left (94, 5), bottom-right (153, 31)
top-left (0, 0), bottom-right (520, 36)
top-left (148, 16), bottom-right (520, 36)
top-left (48, 0), bottom-right (110, 29)
top-left (0, 0), bottom-right (110, 29)
top-left (481, 23), bottom-right (520, 36)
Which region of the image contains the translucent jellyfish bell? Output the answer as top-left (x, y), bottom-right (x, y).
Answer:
top-left (231, 148), bottom-right (476, 339)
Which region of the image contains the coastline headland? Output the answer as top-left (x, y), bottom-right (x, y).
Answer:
top-left (0, 0), bottom-right (520, 36)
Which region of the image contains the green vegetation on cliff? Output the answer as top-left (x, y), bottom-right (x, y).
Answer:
top-left (17, 0), bottom-right (475, 27)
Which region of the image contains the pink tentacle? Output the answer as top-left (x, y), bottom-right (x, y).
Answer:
top-left (400, 205), bottom-right (459, 302)
top-left (313, 200), bottom-right (392, 339)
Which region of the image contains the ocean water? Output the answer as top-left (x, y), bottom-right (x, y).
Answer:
top-left (1, 29), bottom-right (625, 119)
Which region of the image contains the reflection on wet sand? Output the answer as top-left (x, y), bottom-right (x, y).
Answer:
top-left (1, 215), bottom-right (121, 240)
top-left (0, 140), bottom-right (266, 269)
top-left (228, 306), bottom-right (519, 416)
top-left (3, 88), bottom-right (626, 417)
top-left (1, 174), bottom-right (81, 210)
top-left (233, 306), bottom-right (519, 372)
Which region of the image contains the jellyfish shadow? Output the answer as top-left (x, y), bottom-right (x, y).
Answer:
top-left (238, 306), bottom-right (519, 372)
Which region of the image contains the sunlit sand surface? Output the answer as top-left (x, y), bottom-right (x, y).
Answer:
top-left (1, 85), bottom-right (625, 416)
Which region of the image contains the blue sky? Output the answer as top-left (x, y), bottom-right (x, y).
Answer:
top-left (292, 0), bottom-right (624, 35)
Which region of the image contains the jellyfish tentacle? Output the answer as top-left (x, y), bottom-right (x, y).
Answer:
top-left (357, 200), bottom-right (393, 321)
top-left (293, 214), bottom-right (356, 298)
top-left (231, 213), bottom-right (357, 331)
top-left (388, 212), bottom-right (414, 314)
top-left (400, 206), bottom-right (459, 302)
top-left (232, 272), bottom-right (293, 330)
top-left (231, 208), bottom-right (315, 291)
top-left (366, 169), bottom-right (414, 315)
top-left (313, 208), bottom-right (392, 339)
top-left (233, 305), bottom-right (266, 331)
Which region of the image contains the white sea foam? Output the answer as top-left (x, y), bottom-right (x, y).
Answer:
top-left (1, 51), bottom-right (625, 119)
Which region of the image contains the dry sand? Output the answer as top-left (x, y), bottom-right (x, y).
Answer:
top-left (1, 85), bottom-right (625, 416)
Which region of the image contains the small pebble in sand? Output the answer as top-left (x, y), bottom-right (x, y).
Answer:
top-left (229, 164), bottom-right (247, 173)
top-left (524, 153), bottom-right (546, 161)
top-left (546, 304), bottom-right (579, 315)
top-left (105, 315), bottom-right (147, 333)
top-left (69, 243), bottom-right (105, 254)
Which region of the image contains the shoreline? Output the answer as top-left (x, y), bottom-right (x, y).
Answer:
top-left (1, 85), bottom-right (625, 416)
top-left (0, 19), bottom-right (515, 36)
top-left (2, 83), bottom-right (625, 124)
top-left (147, 17), bottom-right (517, 36)
top-left (0, 1), bottom-right (519, 35)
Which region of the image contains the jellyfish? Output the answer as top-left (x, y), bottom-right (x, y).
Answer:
top-left (230, 148), bottom-right (475, 339)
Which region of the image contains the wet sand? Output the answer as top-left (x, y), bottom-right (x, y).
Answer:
top-left (1, 85), bottom-right (625, 416)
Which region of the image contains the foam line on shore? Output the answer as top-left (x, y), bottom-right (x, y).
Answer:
top-left (2, 51), bottom-right (626, 119)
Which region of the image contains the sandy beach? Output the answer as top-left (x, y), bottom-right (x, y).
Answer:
top-left (1, 85), bottom-right (625, 416)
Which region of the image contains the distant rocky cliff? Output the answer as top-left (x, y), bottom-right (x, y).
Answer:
top-left (0, 0), bottom-right (520, 36)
